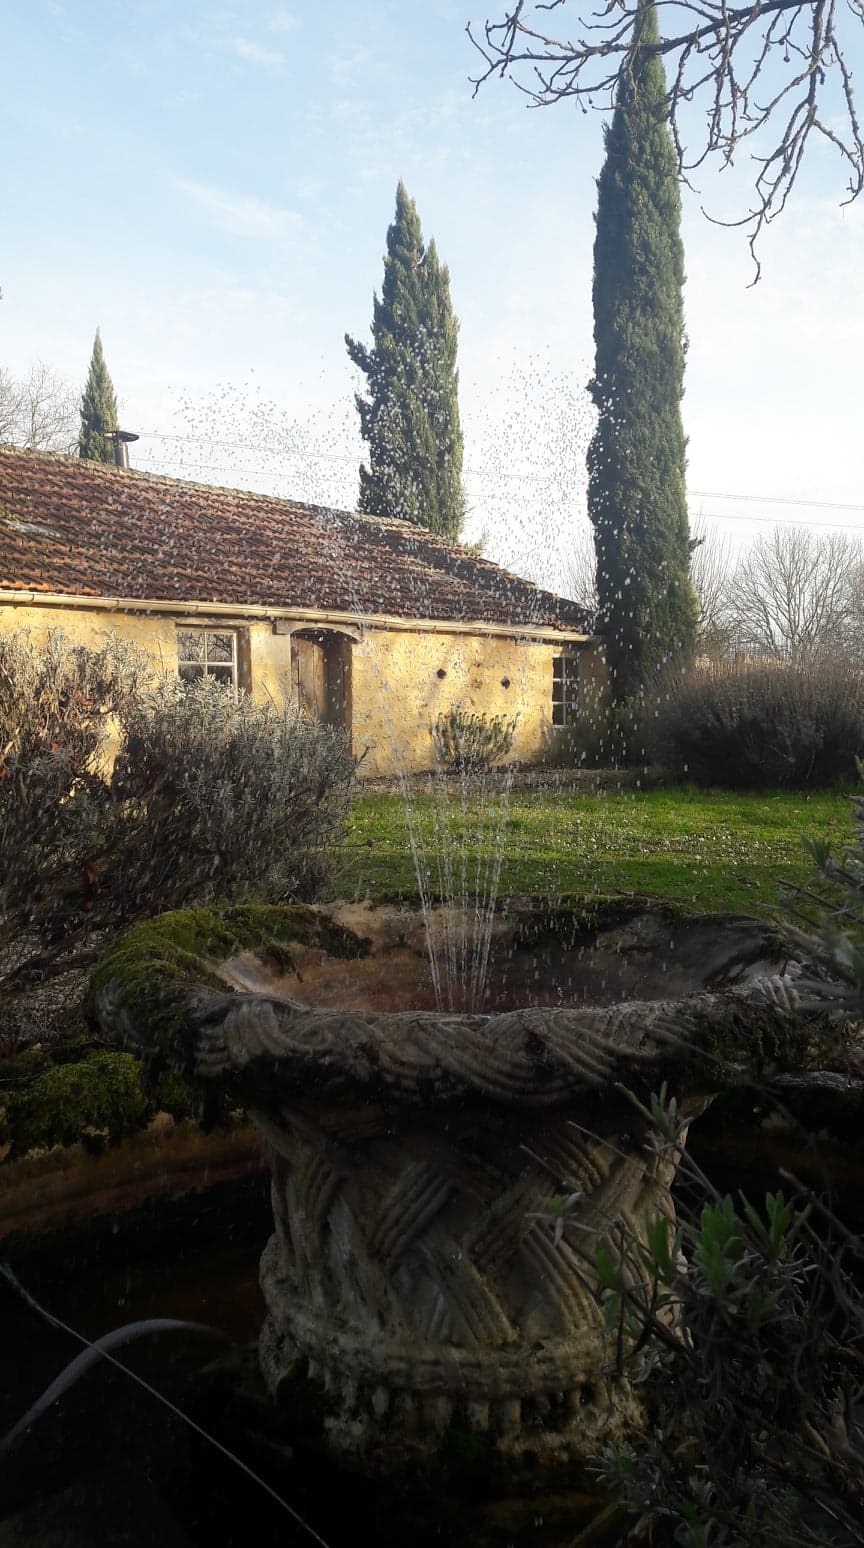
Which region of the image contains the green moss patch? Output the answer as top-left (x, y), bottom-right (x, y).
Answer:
top-left (86, 902), bottom-right (371, 1074)
top-left (1, 905), bottom-right (370, 1161)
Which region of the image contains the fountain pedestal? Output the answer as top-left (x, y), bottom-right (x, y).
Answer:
top-left (89, 901), bottom-right (849, 1478)
top-left (255, 1095), bottom-right (671, 1470)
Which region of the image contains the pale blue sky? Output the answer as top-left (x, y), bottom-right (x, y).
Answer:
top-left (2, 0), bottom-right (862, 587)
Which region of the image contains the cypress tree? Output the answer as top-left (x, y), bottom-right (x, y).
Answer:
top-left (346, 182), bottom-right (465, 541)
top-left (587, 1), bottom-right (698, 703)
top-left (78, 329), bottom-right (118, 463)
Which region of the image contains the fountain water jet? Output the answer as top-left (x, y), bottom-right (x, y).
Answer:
top-left (398, 762), bottom-right (514, 1013)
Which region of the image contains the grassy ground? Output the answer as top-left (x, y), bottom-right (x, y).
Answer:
top-left (341, 783), bottom-right (856, 915)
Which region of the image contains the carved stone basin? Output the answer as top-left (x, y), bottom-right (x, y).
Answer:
top-left (89, 900), bottom-right (851, 1478)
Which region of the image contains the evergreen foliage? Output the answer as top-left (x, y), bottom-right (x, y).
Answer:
top-left (78, 329), bottom-right (118, 463)
top-left (587, 1), bottom-right (698, 703)
top-left (346, 182), bottom-right (465, 541)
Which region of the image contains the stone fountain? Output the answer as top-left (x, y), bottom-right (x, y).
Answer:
top-left (89, 899), bottom-right (854, 1481)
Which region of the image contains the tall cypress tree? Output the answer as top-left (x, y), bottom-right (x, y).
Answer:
top-left (587, 2), bottom-right (698, 703)
top-left (78, 329), bottom-right (118, 463)
top-left (346, 182), bottom-right (465, 541)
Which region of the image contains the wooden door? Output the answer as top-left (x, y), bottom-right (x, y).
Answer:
top-left (293, 636), bottom-right (326, 720)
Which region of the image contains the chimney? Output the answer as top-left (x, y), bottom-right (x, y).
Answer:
top-left (107, 429), bottom-right (139, 469)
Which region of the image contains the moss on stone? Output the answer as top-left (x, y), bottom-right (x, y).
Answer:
top-left (86, 902), bottom-right (371, 1071)
top-left (0, 905), bottom-right (368, 1159)
top-left (508, 894), bottom-right (690, 952)
top-left (695, 1003), bottom-right (847, 1088)
top-left (6, 1051), bottom-right (147, 1155)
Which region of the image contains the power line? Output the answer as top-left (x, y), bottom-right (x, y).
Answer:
top-left (691, 488), bottom-right (864, 513)
top-left (137, 430), bottom-right (569, 485)
top-left (133, 433), bottom-right (861, 523)
top-left (135, 430), bottom-right (354, 467)
top-left (699, 510), bottom-right (864, 534)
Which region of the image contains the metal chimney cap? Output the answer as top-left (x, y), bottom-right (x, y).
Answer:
top-left (108, 429), bottom-right (139, 444)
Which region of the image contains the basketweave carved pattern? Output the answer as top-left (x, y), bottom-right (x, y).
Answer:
top-left (257, 1098), bottom-right (675, 1465)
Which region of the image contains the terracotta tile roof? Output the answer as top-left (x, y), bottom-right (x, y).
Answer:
top-left (0, 446), bottom-right (591, 633)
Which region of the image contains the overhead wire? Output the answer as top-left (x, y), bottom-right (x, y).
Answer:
top-left (131, 432), bottom-right (862, 529)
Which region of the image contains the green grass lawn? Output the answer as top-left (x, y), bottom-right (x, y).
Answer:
top-left (340, 784), bottom-right (856, 915)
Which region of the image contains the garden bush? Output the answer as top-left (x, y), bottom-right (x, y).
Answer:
top-left (647, 657), bottom-right (864, 789)
top-left (0, 630), bottom-right (357, 999)
top-left (431, 704), bottom-right (517, 772)
top-left (595, 1117), bottom-right (864, 1545)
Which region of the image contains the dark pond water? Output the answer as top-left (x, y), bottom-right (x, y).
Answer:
top-left (1, 1177), bottom-right (611, 1548)
top-left (0, 1179), bottom-right (290, 1546)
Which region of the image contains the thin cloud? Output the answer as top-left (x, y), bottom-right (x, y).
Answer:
top-left (172, 176), bottom-right (302, 238)
top-left (229, 36), bottom-right (285, 71)
top-left (329, 45), bottom-right (371, 84)
top-left (269, 8), bottom-right (300, 32)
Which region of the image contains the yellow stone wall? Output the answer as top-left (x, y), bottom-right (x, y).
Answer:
top-left (0, 605), bottom-right (297, 701)
top-left (0, 603), bottom-right (175, 661)
top-left (352, 626), bottom-right (597, 776)
top-left (0, 601), bottom-right (602, 778)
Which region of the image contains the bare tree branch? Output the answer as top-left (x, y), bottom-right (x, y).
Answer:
top-left (0, 361), bottom-right (77, 453)
top-left (467, 0), bottom-right (864, 275)
top-left (727, 524), bottom-right (864, 660)
top-left (690, 518), bottom-right (734, 658)
top-left (562, 519), bottom-right (598, 611)
top-left (565, 516), bottom-right (737, 656)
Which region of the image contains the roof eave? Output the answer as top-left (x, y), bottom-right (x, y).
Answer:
top-left (0, 588), bottom-right (594, 645)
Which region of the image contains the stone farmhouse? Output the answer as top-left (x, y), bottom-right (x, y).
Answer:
top-left (0, 446), bottom-right (600, 777)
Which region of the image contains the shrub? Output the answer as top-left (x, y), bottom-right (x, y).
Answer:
top-left (647, 657), bottom-right (864, 789)
top-left (0, 630), bottom-right (357, 999)
top-left (6, 1051), bottom-right (148, 1153)
top-left (552, 696), bottom-right (650, 770)
top-left (590, 830), bottom-right (864, 1544)
top-left (595, 1129), bottom-right (864, 1545)
top-left (431, 704), bottom-right (517, 773)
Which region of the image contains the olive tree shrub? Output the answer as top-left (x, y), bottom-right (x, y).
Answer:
top-left (592, 1099), bottom-right (864, 1545)
top-left (0, 630), bottom-right (357, 999)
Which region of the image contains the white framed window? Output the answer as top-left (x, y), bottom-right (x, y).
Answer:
top-left (552, 652), bottom-right (581, 727)
top-left (177, 628), bottom-right (239, 694)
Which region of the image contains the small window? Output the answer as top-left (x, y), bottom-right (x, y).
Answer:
top-left (177, 628), bottom-right (238, 694)
top-left (552, 652), bottom-right (581, 727)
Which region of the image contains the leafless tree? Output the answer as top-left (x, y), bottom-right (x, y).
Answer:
top-left (690, 519), bottom-right (734, 658)
top-left (468, 0), bottom-right (864, 274)
top-left (0, 369), bottom-right (25, 446)
top-left (0, 361), bottom-right (78, 453)
top-left (564, 516), bottom-right (736, 656)
top-left (562, 520), bottom-right (598, 611)
top-left (727, 523), bottom-right (864, 661)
